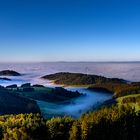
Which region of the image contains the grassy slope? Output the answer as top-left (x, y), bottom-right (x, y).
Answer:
top-left (116, 94), bottom-right (140, 111)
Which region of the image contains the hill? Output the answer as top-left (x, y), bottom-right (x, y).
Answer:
top-left (0, 70), bottom-right (21, 76)
top-left (0, 77), bottom-right (11, 81)
top-left (88, 82), bottom-right (140, 98)
top-left (0, 86), bottom-right (40, 115)
top-left (10, 83), bottom-right (84, 103)
top-left (42, 72), bottom-right (125, 86)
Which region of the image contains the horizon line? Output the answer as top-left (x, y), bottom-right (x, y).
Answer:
top-left (0, 61), bottom-right (140, 63)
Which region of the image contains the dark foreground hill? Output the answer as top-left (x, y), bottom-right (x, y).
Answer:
top-left (0, 86), bottom-right (40, 115)
top-left (42, 72), bottom-right (126, 86)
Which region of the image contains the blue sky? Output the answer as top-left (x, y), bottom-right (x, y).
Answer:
top-left (0, 0), bottom-right (140, 62)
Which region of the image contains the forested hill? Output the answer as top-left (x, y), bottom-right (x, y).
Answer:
top-left (42, 72), bottom-right (126, 86)
top-left (0, 105), bottom-right (140, 140)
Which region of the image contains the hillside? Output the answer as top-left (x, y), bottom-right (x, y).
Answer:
top-left (0, 83), bottom-right (83, 115)
top-left (88, 82), bottom-right (140, 98)
top-left (42, 72), bottom-right (125, 86)
top-left (12, 84), bottom-right (84, 103)
top-left (0, 86), bottom-right (40, 115)
top-left (0, 105), bottom-right (139, 140)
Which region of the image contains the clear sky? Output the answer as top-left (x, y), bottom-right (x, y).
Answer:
top-left (0, 0), bottom-right (140, 62)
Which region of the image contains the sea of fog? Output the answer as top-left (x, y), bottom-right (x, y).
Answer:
top-left (0, 62), bottom-right (139, 118)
